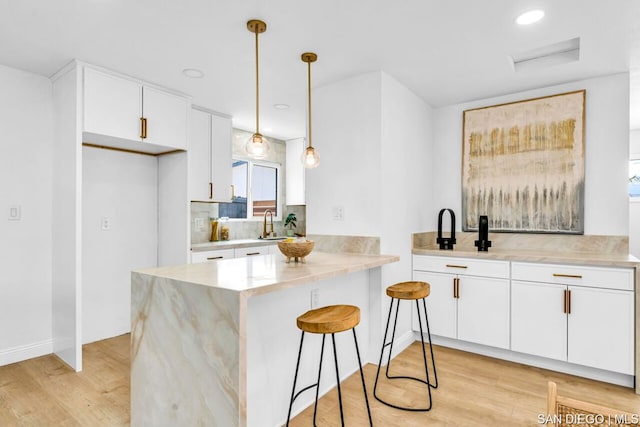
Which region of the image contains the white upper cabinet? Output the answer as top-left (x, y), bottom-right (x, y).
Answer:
top-left (83, 66), bottom-right (189, 154)
top-left (142, 86), bottom-right (189, 150)
top-left (84, 67), bottom-right (141, 141)
top-left (189, 107), bottom-right (233, 202)
top-left (210, 113), bottom-right (233, 202)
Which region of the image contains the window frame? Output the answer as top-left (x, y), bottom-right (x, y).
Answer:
top-left (229, 156), bottom-right (282, 221)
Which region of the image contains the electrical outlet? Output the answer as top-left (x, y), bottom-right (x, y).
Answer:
top-left (8, 205), bottom-right (21, 221)
top-left (194, 218), bottom-right (205, 230)
top-left (311, 289), bottom-right (320, 309)
top-left (101, 216), bottom-right (111, 231)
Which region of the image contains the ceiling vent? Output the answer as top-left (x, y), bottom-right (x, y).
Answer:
top-left (510, 37), bottom-right (580, 72)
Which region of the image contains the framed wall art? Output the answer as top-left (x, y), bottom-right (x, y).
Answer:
top-left (462, 90), bottom-right (585, 234)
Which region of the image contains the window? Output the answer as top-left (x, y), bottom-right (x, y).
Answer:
top-left (219, 159), bottom-right (280, 219)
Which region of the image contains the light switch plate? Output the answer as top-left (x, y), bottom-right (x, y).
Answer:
top-left (332, 206), bottom-right (344, 221)
top-left (8, 205), bottom-right (21, 221)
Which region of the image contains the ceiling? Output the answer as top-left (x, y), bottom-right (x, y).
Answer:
top-left (1, 0), bottom-right (638, 140)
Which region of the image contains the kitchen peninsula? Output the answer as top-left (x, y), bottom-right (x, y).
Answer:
top-left (130, 251), bottom-right (398, 427)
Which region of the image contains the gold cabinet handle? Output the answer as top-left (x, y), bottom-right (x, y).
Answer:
top-left (230, 184), bottom-right (235, 200)
top-left (553, 273), bottom-right (582, 279)
top-left (140, 117), bottom-right (147, 139)
top-left (453, 277), bottom-right (460, 299)
top-left (567, 289), bottom-right (571, 314)
top-left (246, 252), bottom-right (260, 256)
top-left (563, 289), bottom-right (568, 314)
top-left (446, 264), bottom-right (468, 269)
top-left (209, 182), bottom-right (213, 199)
top-left (207, 256), bottom-right (223, 260)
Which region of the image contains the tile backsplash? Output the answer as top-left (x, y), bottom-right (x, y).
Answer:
top-left (191, 203), bottom-right (306, 244)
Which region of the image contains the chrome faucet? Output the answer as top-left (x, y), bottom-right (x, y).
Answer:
top-left (262, 209), bottom-right (274, 238)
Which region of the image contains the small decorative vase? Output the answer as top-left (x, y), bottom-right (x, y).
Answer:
top-left (287, 229), bottom-right (295, 237)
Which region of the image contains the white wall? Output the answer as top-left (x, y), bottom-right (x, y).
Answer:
top-left (630, 129), bottom-right (640, 258)
top-left (0, 65), bottom-right (54, 365)
top-left (431, 73), bottom-right (630, 235)
top-left (307, 71), bottom-right (433, 358)
top-left (82, 146), bottom-right (158, 344)
top-left (379, 72), bottom-right (433, 337)
top-left (306, 72), bottom-right (383, 236)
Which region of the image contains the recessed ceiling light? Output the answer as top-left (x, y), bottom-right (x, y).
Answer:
top-left (516, 10), bottom-right (545, 25)
top-left (273, 104), bottom-right (289, 110)
top-left (182, 68), bottom-right (204, 78)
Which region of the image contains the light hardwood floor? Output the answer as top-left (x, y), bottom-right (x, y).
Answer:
top-left (1, 335), bottom-right (640, 426)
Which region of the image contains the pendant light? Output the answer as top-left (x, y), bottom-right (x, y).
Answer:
top-left (301, 52), bottom-right (320, 168)
top-left (245, 19), bottom-right (270, 158)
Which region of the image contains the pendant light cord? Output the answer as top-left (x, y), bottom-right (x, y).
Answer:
top-left (255, 30), bottom-right (260, 135)
top-left (307, 59), bottom-right (312, 148)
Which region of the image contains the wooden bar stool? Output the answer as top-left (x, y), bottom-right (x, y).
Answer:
top-left (373, 281), bottom-right (438, 411)
top-left (286, 304), bottom-right (373, 426)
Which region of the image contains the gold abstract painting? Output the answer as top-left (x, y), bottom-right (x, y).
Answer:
top-left (462, 90), bottom-right (585, 234)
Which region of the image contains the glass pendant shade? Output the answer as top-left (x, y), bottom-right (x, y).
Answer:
top-left (302, 145), bottom-right (320, 168)
top-left (245, 132), bottom-right (270, 158)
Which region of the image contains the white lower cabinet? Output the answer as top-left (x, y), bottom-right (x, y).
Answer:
top-left (191, 248), bottom-right (235, 263)
top-left (413, 256), bottom-right (510, 349)
top-left (191, 244), bottom-right (277, 263)
top-left (414, 255), bottom-right (635, 378)
top-left (234, 245), bottom-right (270, 258)
top-left (511, 262), bottom-right (634, 375)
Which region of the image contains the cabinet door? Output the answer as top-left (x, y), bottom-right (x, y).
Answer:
top-left (511, 280), bottom-right (567, 361)
top-left (84, 67), bottom-right (141, 141)
top-left (457, 276), bottom-right (510, 349)
top-left (210, 114), bottom-right (233, 202)
top-left (142, 86), bottom-right (188, 150)
top-left (568, 286), bottom-right (634, 374)
top-left (189, 109), bottom-right (212, 201)
top-left (413, 271), bottom-right (457, 339)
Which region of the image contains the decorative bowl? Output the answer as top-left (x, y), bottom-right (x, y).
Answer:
top-left (277, 240), bottom-right (315, 263)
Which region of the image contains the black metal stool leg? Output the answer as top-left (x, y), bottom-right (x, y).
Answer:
top-left (421, 297), bottom-right (438, 389)
top-left (313, 334), bottom-right (326, 426)
top-left (331, 333), bottom-right (345, 426)
top-left (352, 328), bottom-right (373, 426)
top-left (374, 296), bottom-right (395, 398)
top-left (374, 296), bottom-right (436, 411)
top-left (286, 331), bottom-right (306, 426)
top-left (384, 298), bottom-right (401, 379)
top-left (286, 332), bottom-right (327, 427)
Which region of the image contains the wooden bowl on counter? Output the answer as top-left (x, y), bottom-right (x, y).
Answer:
top-left (277, 240), bottom-right (315, 263)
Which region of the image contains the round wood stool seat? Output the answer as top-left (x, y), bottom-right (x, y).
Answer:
top-left (296, 304), bottom-right (361, 334)
top-left (386, 281), bottom-right (430, 300)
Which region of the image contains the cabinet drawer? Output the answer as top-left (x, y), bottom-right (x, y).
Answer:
top-left (413, 255), bottom-right (509, 279)
top-left (511, 262), bottom-right (634, 291)
top-left (234, 246), bottom-right (269, 258)
top-left (191, 248), bottom-right (235, 263)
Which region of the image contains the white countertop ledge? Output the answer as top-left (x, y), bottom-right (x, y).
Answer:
top-left (133, 251), bottom-right (399, 297)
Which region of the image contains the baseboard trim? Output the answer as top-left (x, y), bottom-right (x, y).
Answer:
top-left (427, 334), bottom-right (634, 388)
top-left (0, 339), bottom-right (54, 367)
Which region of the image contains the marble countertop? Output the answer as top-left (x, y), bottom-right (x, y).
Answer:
top-left (191, 238), bottom-right (285, 252)
top-left (412, 247), bottom-right (640, 268)
top-left (134, 251), bottom-right (399, 297)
